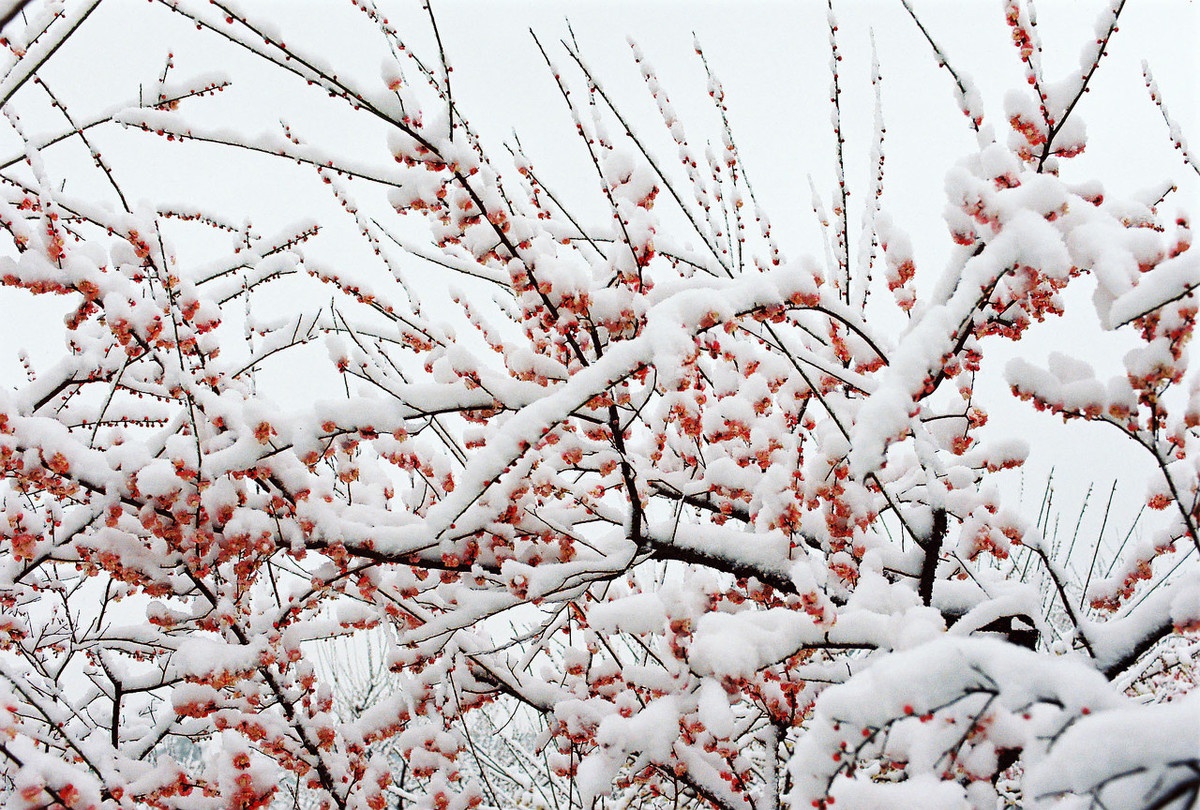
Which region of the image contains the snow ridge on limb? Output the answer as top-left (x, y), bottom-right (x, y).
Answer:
top-left (787, 636), bottom-right (1124, 809)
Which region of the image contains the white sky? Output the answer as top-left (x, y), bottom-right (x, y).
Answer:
top-left (1, 0), bottom-right (1197, 567)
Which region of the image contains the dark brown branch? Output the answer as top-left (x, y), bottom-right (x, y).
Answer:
top-left (917, 507), bottom-right (947, 606)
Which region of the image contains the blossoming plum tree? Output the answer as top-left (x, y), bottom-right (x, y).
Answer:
top-left (0, 0), bottom-right (1195, 808)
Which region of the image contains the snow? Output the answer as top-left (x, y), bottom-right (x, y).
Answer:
top-left (828, 774), bottom-right (969, 809)
top-left (788, 636), bottom-right (1126, 807)
top-left (1027, 691), bottom-right (1200, 806)
top-left (0, 2), bottom-right (1194, 807)
top-left (1088, 570), bottom-right (1200, 676)
top-left (1109, 247), bottom-right (1199, 327)
top-left (586, 592), bottom-right (666, 635)
top-left (689, 608), bottom-right (820, 679)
